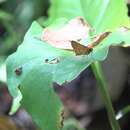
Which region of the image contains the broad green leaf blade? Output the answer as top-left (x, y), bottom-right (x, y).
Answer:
top-left (80, 0), bottom-right (130, 34)
top-left (44, 0), bottom-right (84, 26)
top-left (6, 21), bottom-right (73, 98)
top-left (54, 55), bottom-right (93, 84)
top-left (20, 64), bottom-right (63, 130)
top-left (24, 21), bottom-right (43, 39)
top-left (6, 21), bottom-right (93, 130)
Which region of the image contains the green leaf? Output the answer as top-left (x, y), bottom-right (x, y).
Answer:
top-left (54, 55), bottom-right (93, 84)
top-left (6, 21), bottom-right (73, 98)
top-left (20, 64), bottom-right (63, 130)
top-left (80, 0), bottom-right (130, 34)
top-left (44, 0), bottom-right (84, 26)
top-left (6, 21), bottom-right (93, 130)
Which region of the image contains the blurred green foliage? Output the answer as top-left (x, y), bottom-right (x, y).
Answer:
top-left (0, 0), bottom-right (49, 56)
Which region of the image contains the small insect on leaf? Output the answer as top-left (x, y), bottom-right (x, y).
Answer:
top-left (15, 67), bottom-right (22, 76)
top-left (71, 41), bottom-right (93, 55)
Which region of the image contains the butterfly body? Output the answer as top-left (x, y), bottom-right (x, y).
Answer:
top-left (71, 41), bottom-right (93, 55)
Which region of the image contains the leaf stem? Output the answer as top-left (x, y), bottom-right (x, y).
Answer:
top-left (91, 61), bottom-right (121, 130)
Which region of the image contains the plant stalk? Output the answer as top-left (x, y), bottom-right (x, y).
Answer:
top-left (91, 61), bottom-right (121, 130)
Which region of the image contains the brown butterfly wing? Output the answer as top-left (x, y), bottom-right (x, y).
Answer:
top-left (92, 32), bottom-right (110, 47)
top-left (71, 41), bottom-right (92, 55)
